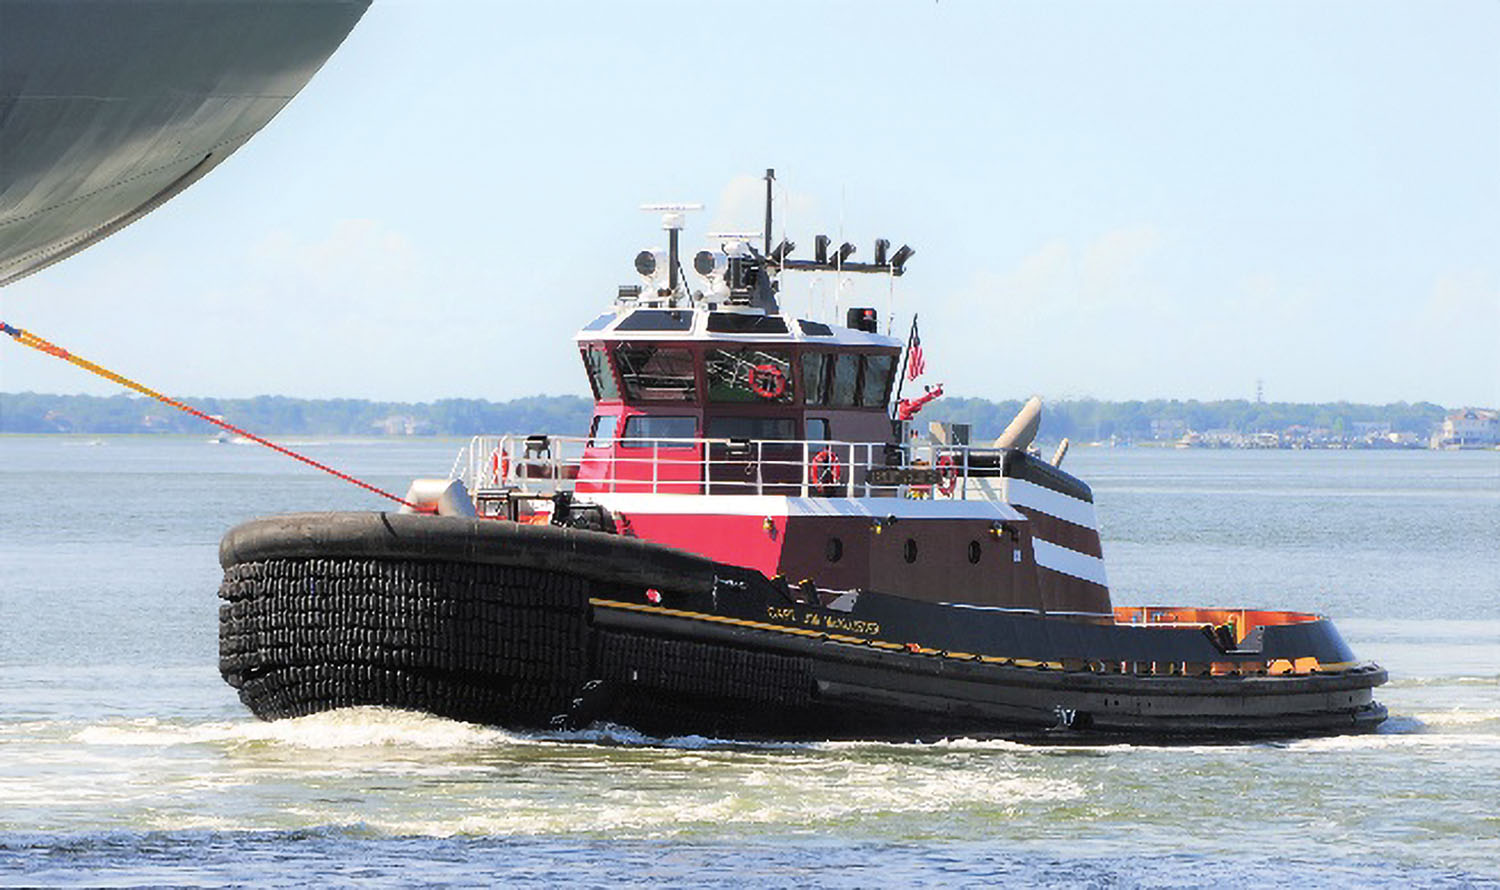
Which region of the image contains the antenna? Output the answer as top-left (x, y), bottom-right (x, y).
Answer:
top-left (640, 203), bottom-right (702, 295)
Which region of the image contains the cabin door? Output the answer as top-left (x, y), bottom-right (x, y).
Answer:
top-left (575, 411), bottom-right (620, 493)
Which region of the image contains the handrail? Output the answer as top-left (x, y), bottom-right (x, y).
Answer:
top-left (450, 434), bottom-right (1007, 502)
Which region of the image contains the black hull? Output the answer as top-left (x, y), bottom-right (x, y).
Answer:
top-left (219, 513), bottom-right (1387, 741)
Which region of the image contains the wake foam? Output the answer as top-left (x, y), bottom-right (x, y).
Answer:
top-left (67, 708), bottom-right (1041, 754)
top-left (65, 705), bottom-right (1500, 761)
top-left (71, 708), bottom-right (524, 750)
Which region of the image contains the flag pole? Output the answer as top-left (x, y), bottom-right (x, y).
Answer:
top-left (892, 313), bottom-right (919, 419)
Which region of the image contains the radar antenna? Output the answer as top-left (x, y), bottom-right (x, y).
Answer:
top-left (640, 203), bottom-right (702, 296)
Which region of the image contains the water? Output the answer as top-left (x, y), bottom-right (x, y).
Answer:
top-left (2, 437), bottom-right (1497, 886)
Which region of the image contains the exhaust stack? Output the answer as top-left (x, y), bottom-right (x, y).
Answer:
top-left (995, 396), bottom-right (1043, 451)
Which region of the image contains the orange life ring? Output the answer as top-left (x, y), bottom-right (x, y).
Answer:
top-left (936, 453), bottom-right (959, 496)
top-left (809, 448), bottom-right (843, 493)
top-left (490, 448), bottom-right (509, 485)
top-left (748, 364), bottom-right (787, 400)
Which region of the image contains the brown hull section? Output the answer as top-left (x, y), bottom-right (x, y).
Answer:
top-left (1014, 505), bottom-right (1103, 558)
top-left (1036, 566), bottom-right (1112, 618)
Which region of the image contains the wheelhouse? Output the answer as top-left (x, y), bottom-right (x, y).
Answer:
top-left (575, 305), bottom-right (903, 494)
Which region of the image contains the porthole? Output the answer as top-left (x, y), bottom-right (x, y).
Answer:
top-left (903, 538), bottom-right (918, 564)
top-left (968, 540), bottom-right (982, 564)
top-left (826, 537), bottom-right (844, 563)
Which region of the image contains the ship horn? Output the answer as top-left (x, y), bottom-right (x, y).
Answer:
top-left (994, 396), bottom-right (1043, 451)
top-left (1051, 437), bottom-right (1070, 468)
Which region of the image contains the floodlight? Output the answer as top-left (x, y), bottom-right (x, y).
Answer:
top-left (890, 244), bottom-right (915, 274)
top-left (634, 250), bottom-right (657, 276)
top-left (694, 250), bottom-right (731, 281)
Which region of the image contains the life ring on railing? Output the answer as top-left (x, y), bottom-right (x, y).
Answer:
top-left (489, 447), bottom-right (509, 485)
top-left (748, 364), bottom-right (787, 400)
top-left (809, 448), bottom-right (843, 494)
top-left (936, 453), bottom-right (958, 496)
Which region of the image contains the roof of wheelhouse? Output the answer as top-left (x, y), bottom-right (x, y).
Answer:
top-left (578, 169), bottom-right (911, 352)
top-left (573, 305), bottom-right (902, 349)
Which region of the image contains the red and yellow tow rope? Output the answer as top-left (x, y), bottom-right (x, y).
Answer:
top-left (2, 320), bottom-right (423, 511)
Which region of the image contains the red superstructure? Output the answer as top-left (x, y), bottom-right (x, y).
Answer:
top-left (458, 174), bottom-right (1112, 619)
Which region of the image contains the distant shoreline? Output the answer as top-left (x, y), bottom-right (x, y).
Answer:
top-left (8, 432), bottom-right (1496, 452)
top-left (2, 391), bottom-right (1471, 446)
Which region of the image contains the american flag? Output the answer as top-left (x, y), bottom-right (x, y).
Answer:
top-left (906, 321), bottom-right (926, 381)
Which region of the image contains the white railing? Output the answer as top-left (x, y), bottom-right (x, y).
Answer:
top-left (450, 434), bottom-right (1004, 502)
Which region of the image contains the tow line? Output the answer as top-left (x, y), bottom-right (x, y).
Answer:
top-left (2, 320), bottom-right (424, 511)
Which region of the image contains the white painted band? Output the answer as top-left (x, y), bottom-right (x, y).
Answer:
top-left (587, 493), bottom-right (1025, 521)
top-left (1032, 538), bottom-right (1110, 587)
top-left (1003, 478), bottom-right (1098, 530)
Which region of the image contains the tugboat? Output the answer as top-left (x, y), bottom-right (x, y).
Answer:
top-left (218, 171), bottom-right (1387, 740)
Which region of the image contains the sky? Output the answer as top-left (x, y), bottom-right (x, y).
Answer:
top-left (2, 0), bottom-right (1496, 407)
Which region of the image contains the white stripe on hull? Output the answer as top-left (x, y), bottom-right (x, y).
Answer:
top-left (1032, 539), bottom-right (1110, 587)
top-left (1002, 478), bottom-right (1099, 530)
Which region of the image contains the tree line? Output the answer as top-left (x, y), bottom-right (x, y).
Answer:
top-left (0, 391), bottom-right (1450, 440)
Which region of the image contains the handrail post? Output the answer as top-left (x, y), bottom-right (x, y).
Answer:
top-left (801, 441), bottom-right (809, 498)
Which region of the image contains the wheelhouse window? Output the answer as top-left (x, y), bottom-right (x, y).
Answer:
top-left (830, 353), bottom-right (860, 407)
top-left (614, 345), bottom-right (696, 401)
top-left (619, 415), bottom-right (697, 448)
top-left (805, 352), bottom-right (897, 409)
top-left (806, 418), bottom-right (830, 442)
top-left (705, 416), bottom-right (798, 441)
top-left (859, 354), bottom-right (896, 408)
top-left (802, 352), bottom-right (831, 406)
top-left (705, 347), bottom-right (794, 404)
top-left (581, 345), bottom-right (619, 400)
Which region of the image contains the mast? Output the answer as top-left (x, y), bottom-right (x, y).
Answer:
top-left (763, 168), bottom-right (775, 258)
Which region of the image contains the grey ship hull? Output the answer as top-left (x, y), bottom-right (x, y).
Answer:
top-left (0, 0), bottom-right (369, 287)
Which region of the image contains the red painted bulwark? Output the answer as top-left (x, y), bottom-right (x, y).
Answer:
top-left (620, 512), bottom-right (786, 578)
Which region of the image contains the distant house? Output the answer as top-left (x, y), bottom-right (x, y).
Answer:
top-left (1433, 408), bottom-right (1499, 449)
top-left (1150, 418), bottom-right (1186, 441)
top-left (372, 414), bottom-right (434, 436)
top-left (1352, 421), bottom-right (1391, 437)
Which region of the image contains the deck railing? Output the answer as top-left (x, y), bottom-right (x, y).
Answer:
top-left (450, 434), bottom-right (998, 501)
